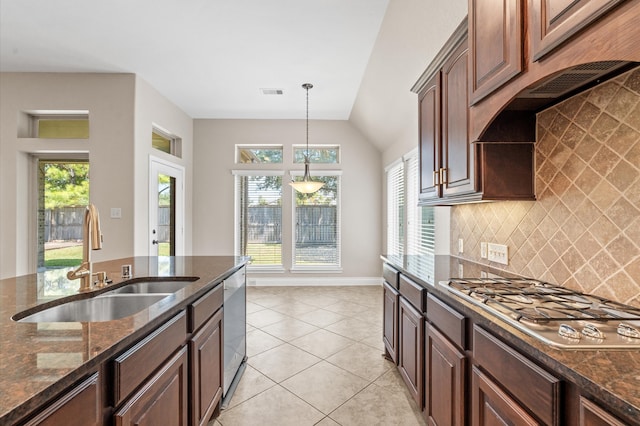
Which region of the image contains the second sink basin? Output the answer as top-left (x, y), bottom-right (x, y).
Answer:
top-left (15, 294), bottom-right (170, 323)
top-left (107, 279), bottom-right (197, 294)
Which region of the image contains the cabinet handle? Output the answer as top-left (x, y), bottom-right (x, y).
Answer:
top-left (440, 168), bottom-right (447, 185)
top-left (433, 170), bottom-right (440, 186)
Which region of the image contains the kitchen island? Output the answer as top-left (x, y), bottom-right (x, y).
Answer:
top-left (382, 255), bottom-right (640, 425)
top-left (0, 256), bottom-right (248, 425)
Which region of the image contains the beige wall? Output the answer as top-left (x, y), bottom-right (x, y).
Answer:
top-left (192, 119), bottom-right (382, 281)
top-left (0, 73), bottom-right (136, 278)
top-left (0, 73), bottom-right (194, 279)
top-left (451, 68), bottom-right (640, 306)
top-left (133, 77), bottom-right (194, 256)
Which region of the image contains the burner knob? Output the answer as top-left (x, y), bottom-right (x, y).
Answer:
top-left (617, 323), bottom-right (640, 339)
top-left (558, 324), bottom-right (581, 340)
top-left (581, 323), bottom-right (604, 340)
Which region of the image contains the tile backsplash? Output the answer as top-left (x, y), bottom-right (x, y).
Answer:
top-left (451, 67), bottom-right (640, 307)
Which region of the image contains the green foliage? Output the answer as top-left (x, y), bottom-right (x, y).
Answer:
top-left (44, 245), bottom-right (82, 267)
top-left (42, 162), bottom-right (89, 209)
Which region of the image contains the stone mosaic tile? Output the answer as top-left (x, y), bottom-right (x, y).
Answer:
top-left (451, 66), bottom-right (640, 306)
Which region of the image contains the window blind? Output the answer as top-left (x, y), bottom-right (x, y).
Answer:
top-left (386, 161), bottom-right (404, 256)
top-left (293, 175), bottom-right (340, 267)
top-left (235, 174), bottom-right (283, 266)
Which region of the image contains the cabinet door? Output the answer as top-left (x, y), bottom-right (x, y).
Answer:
top-left (419, 73), bottom-right (441, 201)
top-left (471, 366), bottom-right (538, 426)
top-left (529, 0), bottom-right (626, 60)
top-left (24, 373), bottom-right (100, 426)
top-left (115, 347), bottom-right (189, 426)
top-left (425, 326), bottom-right (466, 426)
top-left (190, 308), bottom-right (223, 426)
top-left (469, 0), bottom-right (524, 104)
top-left (398, 297), bottom-right (424, 407)
top-left (579, 396), bottom-right (627, 426)
top-left (383, 281), bottom-right (399, 364)
top-left (441, 38), bottom-right (475, 198)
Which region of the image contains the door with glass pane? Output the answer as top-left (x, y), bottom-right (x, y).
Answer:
top-left (149, 158), bottom-right (184, 256)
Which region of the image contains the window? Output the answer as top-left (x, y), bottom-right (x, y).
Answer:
top-left (293, 174), bottom-right (340, 269)
top-left (152, 126), bottom-right (182, 158)
top-left (236, 145), bottom-right (283, 164)
top-left (386, 160), bottom-right (404, 256)
top-left (235, 172), bottom-right (283, 267)
top-left (386, 150), bottom-right (435, 276)
top-left (19, 111), bottom-right (90, 139)
top-left (293, 145), bottom-right (339, 164)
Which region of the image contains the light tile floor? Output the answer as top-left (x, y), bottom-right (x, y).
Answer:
top-left (211, 285), bottom-right (425, 426)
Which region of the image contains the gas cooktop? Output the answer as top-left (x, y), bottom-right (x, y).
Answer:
top-left (445, 278), bottom-right (640, 350)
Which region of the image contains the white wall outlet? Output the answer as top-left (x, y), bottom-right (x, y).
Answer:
top-left (458, 263), bottom-right (464, 277)
top-left (480, 242), bottom-right (488, 259)
top-left (458, 238), bottom-right (464, 253)
top-left (487, 243), bottom-right (509, 265)
top-left (110, 207), bottom-right (122, 219)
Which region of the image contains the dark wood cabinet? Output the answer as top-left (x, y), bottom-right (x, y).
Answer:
top-left (382, 281), bottom-right (399, 364)
top-left (419, 73), bottom-right (441, 201)
top-left (441, 38), bottom-right (475, 198)
top-left (398, 296), bottom-right (424, 407)
top-left (528, 0), bottom-right (627, 60)
top-left (23, 373), bottom-right (100, 426)
top-left (415, 20), bottom-right (535, 206)
top-left (189, 307), bottom-right (223, 426)
top-left (425, 325), bottom-right (466, 426)
top-left (417, 29), bottom-right (474, 205)
top-left (115, 347), bottom-right (189, 426)
top-left (579, 397), bottom-right (627, 426)
top-left (471, 366), bottom-right (538, 426)
top-left (469, 0), bottom-right (524, 104)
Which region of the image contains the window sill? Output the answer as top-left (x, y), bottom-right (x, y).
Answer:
top-left (290, 267), bottom-right (343, 274)
top-left (247, 265), bottom-right (286, 273)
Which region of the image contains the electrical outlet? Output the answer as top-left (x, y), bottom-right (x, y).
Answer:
top-left (480, 242), bottom-right (488, 259)
top-left (458, 238), bottom-right (464, 254)
top-left (487, 243), bottom-right (508, 265)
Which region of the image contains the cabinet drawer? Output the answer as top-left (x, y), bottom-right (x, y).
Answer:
top-left (473, 325), bottom-right (561, 425)
top-left (383, 264), bottom-right (400, 289)
top-left (399, 274), bottom-right (426, 312)
top-left (189, 283), bottom-right (223, 332)
top-left (113, 311), bottom-right (187, 407)
top-left (426, 293), bottom-right (467, 350)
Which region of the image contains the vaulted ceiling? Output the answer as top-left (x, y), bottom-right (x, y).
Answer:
top-left (0, 0), bottom-right (468, 151)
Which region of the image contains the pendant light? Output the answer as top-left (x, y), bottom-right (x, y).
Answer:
top-left (290, 83), bottom-right (325, 194)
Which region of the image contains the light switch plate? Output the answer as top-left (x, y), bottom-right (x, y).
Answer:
top-left (487, 243), bottom-right (508, 265)
top-left (110, 208), bottom-right (122, 219)
top-left (480, 242), bottom-right (488, 259)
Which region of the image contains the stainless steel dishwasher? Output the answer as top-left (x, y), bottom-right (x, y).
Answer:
top-left (221, 265), bottom-right (247, 408)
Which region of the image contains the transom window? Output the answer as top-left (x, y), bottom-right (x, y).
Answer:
top-left (236, 145), bottom-right (283, 164)
top-left (293, 145), bottom-right (339, 164)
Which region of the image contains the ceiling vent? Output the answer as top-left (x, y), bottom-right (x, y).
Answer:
top-left (518, 61), bottom-right (630, 99)
top-left (260, 88), bottom-right (284, 95)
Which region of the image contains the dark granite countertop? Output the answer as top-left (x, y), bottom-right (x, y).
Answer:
top-left (382, 254), bottom-right (640, 425)
top-left (0, 256), bottom-right (248, 425)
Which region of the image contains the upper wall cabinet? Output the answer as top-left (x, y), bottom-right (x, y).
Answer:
top-left (413, 20), bottom-right (535, 206)
top-left (468, 0), bottom-right (639, 143)
top-left (529, 0), bottom-right (628, 61)
top-left (469, 0), bottom-right (524, 105)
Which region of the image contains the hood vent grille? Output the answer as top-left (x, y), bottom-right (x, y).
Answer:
top-left (518, 60), bottom-right (629, 99)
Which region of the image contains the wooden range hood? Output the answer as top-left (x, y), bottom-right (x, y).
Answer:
top-left (472, 0), bottom-right (640, 143)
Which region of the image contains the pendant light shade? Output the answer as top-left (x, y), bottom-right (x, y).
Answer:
top-left (290, 83), bottom-right (324, 194)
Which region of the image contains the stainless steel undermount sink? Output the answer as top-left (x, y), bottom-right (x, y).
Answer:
top-left (14, 293), bottom-right (171, 323)
top-left (106, 279), bottom-right (197, 294)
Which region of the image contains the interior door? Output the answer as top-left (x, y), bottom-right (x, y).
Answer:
top-left (149, 157), bottom-right (184, 256)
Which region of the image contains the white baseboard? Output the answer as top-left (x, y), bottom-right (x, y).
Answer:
top-left (246, 276), bottom-right (383, 287)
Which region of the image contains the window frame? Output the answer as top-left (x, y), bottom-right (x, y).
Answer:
top-left (236, 144), bottom-right (284, 164)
